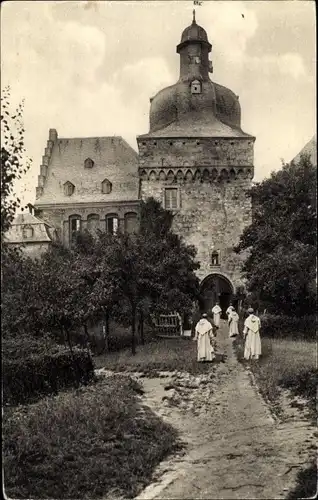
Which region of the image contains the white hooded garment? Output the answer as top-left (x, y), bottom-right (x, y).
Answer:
top-left (226, 306), bottom-right (234, 318)
top-left (243, 314), bottom-right (261, 359)
top-left (194, 318), bottom-right (215, 362)
top-left (211, 305), bottom-right (222, 327)
top-left (229, 311), bottom-right (239, 337)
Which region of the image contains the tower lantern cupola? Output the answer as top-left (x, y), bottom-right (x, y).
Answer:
top-left (177, 10), bottom-right (212, 81)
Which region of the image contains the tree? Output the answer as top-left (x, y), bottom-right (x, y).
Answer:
top-left (1, 86), bottom-right (31, 242)
top-left (72, 230), bottom-right (123, 352)
top-left (1, 249), bottom-right (44, 337)
top-left (111, 199), bottom-right (200, 353)
top-left (2, 198), bottom-right (201, 358)
top-left (235, 155), bottom-right (316, 316)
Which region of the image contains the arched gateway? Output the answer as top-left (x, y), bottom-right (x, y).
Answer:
top-left (199, 273), bottom-right (234, 318)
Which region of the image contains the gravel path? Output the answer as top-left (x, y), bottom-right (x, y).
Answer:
top-left (134, 321), bottom-right (316, 499)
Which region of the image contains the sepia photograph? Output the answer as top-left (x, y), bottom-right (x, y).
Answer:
top-left (1, 1), bottom-right (316, 499)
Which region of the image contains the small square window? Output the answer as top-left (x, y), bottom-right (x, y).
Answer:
top-left (211, 251), bottom-right (220, 266)
top-left (191, 80), bottom-right (201, 94)
top-left (164, 188), bottom-right (179, 210)
top-left (22, 226), bottom-right (34, 239)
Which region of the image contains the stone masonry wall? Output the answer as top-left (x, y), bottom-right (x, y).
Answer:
top-left (141, 177), bottom-right (252, 289)
top-left (37, 202), bottom-right (140, 247)
top-left (138, 137), bottom-right (254, 170)
top-left (138, 137), bottom-right (254, 290)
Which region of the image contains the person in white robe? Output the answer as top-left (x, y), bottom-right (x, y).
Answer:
top-left (243, 307), bottom-right (262, 360)
top-left (228, 309), bottom-right (239, 337)
top-left (211, 302), bottom-right (222, 328)
top-left (226, 304), bottom-right (234, 319)
top-left (194, 313), bottom-right (215, 362)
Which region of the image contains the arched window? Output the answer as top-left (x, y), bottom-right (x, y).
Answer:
top-left (69, 215), bottom-right (81, 246)
top-left (101, 178), bottom-right (112, 194)
top-left (124, 212), bottom-right (138, 234)
top-left (87, 214), bottom-right (100, 234)
top-left (211, 251), bottom-right (220, 266)
top-left (106, 214), bottom-right (119, 235)
top-left (22, 225), bottom-right (34, 239)
top-left (64, 181), bottom-right (75, 196)
top-left (84, 158), bottom-right (94, 169)
top-left (191, 79), bottom-right (201, 94)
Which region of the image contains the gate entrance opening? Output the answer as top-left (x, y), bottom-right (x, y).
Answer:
top-left (199, 274), bottom-right (234, 319)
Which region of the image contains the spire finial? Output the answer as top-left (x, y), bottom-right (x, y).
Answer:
top-left (192, 9), bottom-right (196, 23)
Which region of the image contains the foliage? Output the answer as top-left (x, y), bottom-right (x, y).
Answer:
top-left (258, 313), bottom-right (316, 340)
top-left (3, 337), bottom-right (94, 405)
top-left (235, 155), bottom-right (317, 316)
top-left (1, 198), bottom-right (200, 357)
top-left (139, 197), bottom-right (174, 238)
top-left (3, 375), bottom-right (180, 499)
top-left (1, 86), bottom-right (31, 242)
top-left (1, 249), bottom-right (44, 337)
top-left (2, 334), bottom-right (64, 360)
top-left (287, 462), bottom-right (317, 500)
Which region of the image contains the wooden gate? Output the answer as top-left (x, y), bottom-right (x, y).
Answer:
top-left (153, 312), bottom-right (183, 338)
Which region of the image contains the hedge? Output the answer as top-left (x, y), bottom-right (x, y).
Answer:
top-left (258, 314), bottom-right (316, 340)
top-left (3, 337), bottom-right (95, 406)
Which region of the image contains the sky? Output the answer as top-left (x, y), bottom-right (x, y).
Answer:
top-left (1, 0), bottom-right (316, 207)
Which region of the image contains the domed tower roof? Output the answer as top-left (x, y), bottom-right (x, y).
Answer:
top-left (139, 13), bottom-right (254, 139)
top-left (177, 11), bottom-right (212, 52)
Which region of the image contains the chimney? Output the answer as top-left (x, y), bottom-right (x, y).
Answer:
top-left (49, 129), bottom-right (58, 142)
top-left (27, 203), bottom-right (34, 215)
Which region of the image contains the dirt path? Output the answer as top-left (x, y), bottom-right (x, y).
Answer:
top-left (134, 322), bottom-right (316, 499)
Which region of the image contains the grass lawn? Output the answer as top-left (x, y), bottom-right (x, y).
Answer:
top-left (94, 337), bottom-right (220, 375)
top-left (234, 334), bottom-right (317, 500)
top-left (3, 375), bottom-right (181, 500)
top-left (234, 335), bottom-right (317, 418)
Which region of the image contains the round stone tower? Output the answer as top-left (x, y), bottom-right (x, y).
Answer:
top-left (137, 12), bottom-right (256, 314)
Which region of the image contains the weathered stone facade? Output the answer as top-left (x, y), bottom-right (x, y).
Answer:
top-left (4, 211), bottom-right (56, 259)
top-left (137, 13), bottom-right (255, 307)
top-left (34, 132), bottom-right (140, 247)
top-left (140, 173), bottom-right (252, 285)
top-left (28, 13), bottom-right (255, 311)
top-left (37, 201), bottom-right (140, 247)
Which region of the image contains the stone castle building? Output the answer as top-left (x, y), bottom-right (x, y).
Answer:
top-left (32, 13), bottom-right (255, 313)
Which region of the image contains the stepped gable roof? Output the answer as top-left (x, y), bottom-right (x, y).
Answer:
top-left (35, 135), bottom-right (139, 206)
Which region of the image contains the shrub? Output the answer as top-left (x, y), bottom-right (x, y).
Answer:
top-left (258, 314), bottom-right (316, 340)
top-left (2, 334), bottom-right (65, 360)
top-left (3, 375), bottom-right (180, 499)
top-left (3, 337), bottom-right (95, 405)
top-left (287, 462), bottom-right (317, 499)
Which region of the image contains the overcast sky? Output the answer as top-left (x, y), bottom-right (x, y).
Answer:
top-left (1, 0), bottom-right (316, 206)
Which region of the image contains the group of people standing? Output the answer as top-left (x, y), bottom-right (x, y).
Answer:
top-left (194, 302), bottom-right (261, 363)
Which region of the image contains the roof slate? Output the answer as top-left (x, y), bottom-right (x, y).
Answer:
top-left (138, 117), bottom-right (253, 139)
top-left (5, 213), bottom-right (53, 243)
top-left (36, 136), bottom-right (139, 206)
top-left (292, 135), bottom-right (317, 166)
